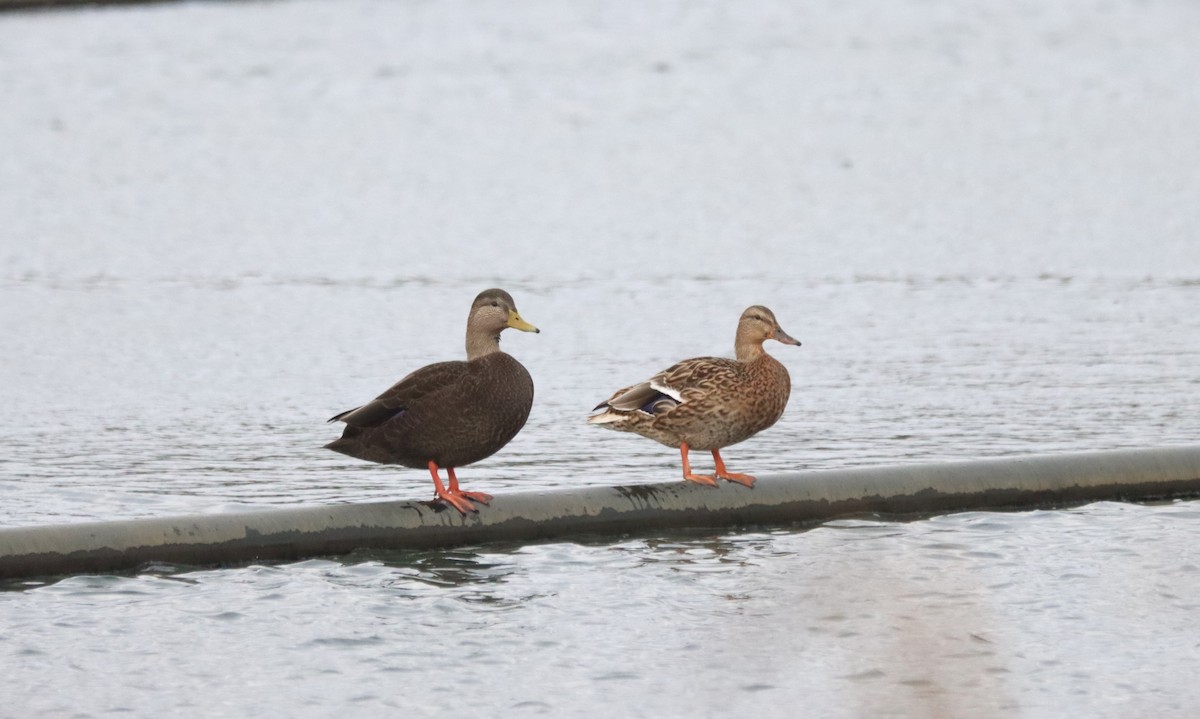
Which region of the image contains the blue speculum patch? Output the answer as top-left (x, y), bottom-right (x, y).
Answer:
top-left (640, 395), bottom-right (677, 415)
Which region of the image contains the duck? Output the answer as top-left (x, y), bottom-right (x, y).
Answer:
top-left (325, 288), bottom-right (539, 514)
top-left (588, 305), bottom-right (799, 487)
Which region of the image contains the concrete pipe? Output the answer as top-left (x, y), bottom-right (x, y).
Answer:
top-left (2, 445), bottom-right (1200, 581)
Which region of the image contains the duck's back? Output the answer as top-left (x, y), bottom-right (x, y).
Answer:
top-left (326, 353), bottom-right (534, 468)
top-left (651, 353), bottom-right (791, 450)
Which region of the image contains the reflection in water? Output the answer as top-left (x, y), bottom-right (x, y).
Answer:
top-left (367, 550), bottom-right (519, 598)
top-left (796, 530), bottom-right (1015, 719)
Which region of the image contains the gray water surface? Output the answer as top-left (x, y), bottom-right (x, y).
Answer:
top-left (6, 502), bottom-right (1200, 718)
top-left (2, 0), bottom-right (1200, 717)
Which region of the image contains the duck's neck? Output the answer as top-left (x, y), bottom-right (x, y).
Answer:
top-left (735, 323), bottom-right (769, 362)
top-left (735, 338), bottom-right (767, 363)
top-left (466, 329), bottom-right (503, 361)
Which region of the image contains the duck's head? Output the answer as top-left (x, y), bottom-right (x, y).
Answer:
top-left (466, 288), bottom-right (539, 358)
top-left (736, 305), bottom-right (800, 358)
top-left (469, 288), bottom-right (539, 334)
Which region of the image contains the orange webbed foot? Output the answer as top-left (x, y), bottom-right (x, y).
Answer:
top-left (678, 443), bottom-right (719, 487)
top-left (682, 472), bottom-right (720, 487)
top-left (712, 450), bottom-right (756, 488)
top-left (716, 471), bottom-right (756, 488)
top-left (457, 491), bottom-right (493, 506)
top-left (433, 490), bottom-right (478, 515)
top-left (429, 462), bottom-right (480, 515)
top-left (446, 468), bottom-right (492, 506)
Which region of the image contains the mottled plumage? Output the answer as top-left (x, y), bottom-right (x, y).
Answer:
top-left (588, 306), bottom-right (799, 487)
top-left (326, 289), bottom-right (538, 514)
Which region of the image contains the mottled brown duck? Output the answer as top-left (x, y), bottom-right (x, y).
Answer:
top-left (588, 305), bottom-right (799, 487)
top-left (326, 288), bottom-right (538, 514)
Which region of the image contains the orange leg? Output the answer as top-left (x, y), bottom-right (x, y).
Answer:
top-left (447, 467), bottom-right (492, 506)
top-left (712, 449), bottom-right (756, 488)
top-left (427, 461), bottom-right (476, 514)
top-left (679, 442), bottom-right (718, 487)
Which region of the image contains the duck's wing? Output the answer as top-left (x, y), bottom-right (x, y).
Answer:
top-left (328, 360), bottom-right (469, 427)
top-left (651, 357), bottom-right (741, 402)
top-left (593, 357), bottom-right (739, 416)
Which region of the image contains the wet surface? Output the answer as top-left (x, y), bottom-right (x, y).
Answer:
top-left (5, 503), bottom-right (1200, 718)
top-left (2, 0), bottom-right (1200, 716)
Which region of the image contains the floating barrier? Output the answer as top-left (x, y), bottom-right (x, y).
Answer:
top-left (3, 445), bottom-right (1200, 581)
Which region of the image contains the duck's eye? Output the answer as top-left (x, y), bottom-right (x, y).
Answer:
top-left (491, 302), bottom-right (499, 308)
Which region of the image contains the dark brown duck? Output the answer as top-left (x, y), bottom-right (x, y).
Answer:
top-left (326, 288), bottom-right (539, 514)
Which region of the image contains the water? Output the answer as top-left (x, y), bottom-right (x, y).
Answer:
top-left (5, 505), bottom-right (1200, 717)
top-left (2, 0), bottom-right (1200, 716)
